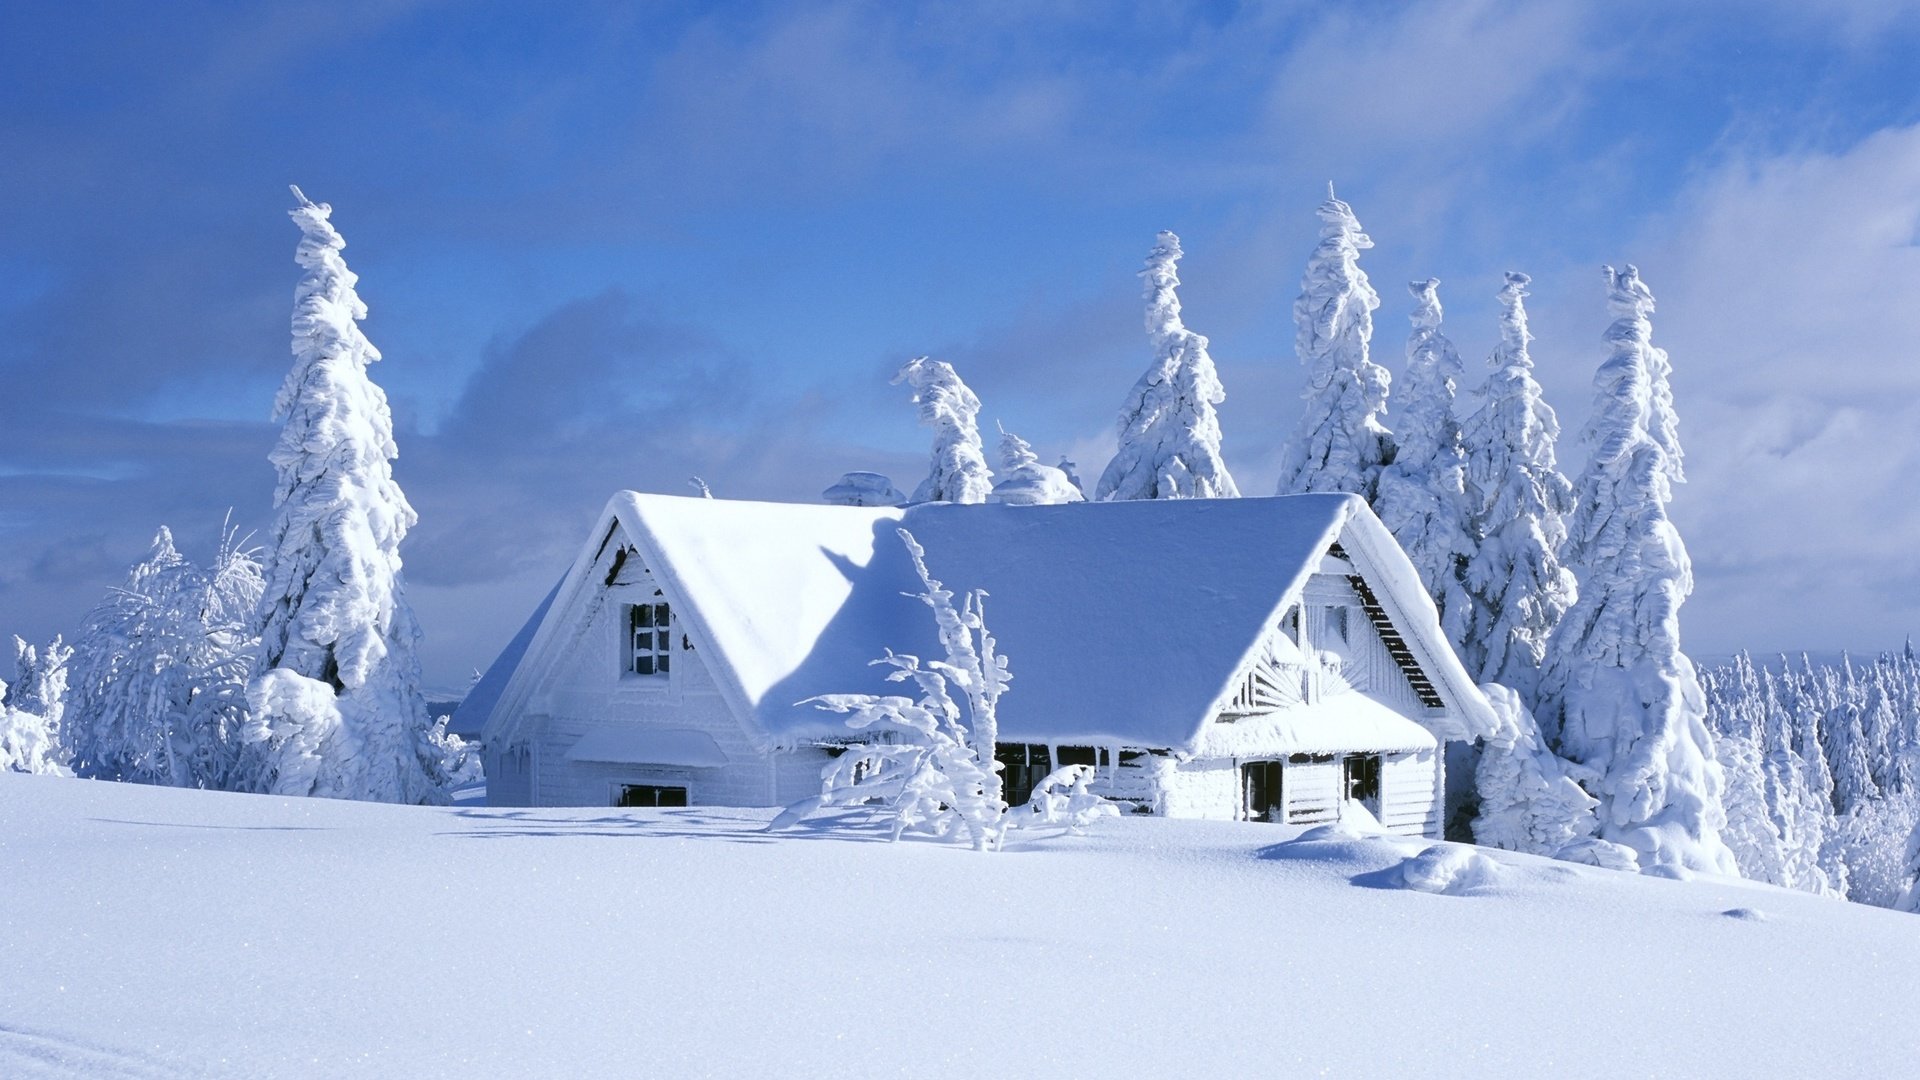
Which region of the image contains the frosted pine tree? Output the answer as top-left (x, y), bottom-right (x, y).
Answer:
top-left (66, 524), bottom-right (262, 789)
top-left (1459, 272), bottom-right (1577, 705)
top-left (1095, 230), bottom-right (1239, 500)
top-left (1374, 279), bottom-right (1474, 642)
top-left (4, 634), bottom-right (70, 746)
top-left (991, 424), bottom-right (1084, 506)
top-left (1275, 187), bottom-right (1391, 499)
top-left (1823, 658), bottom-right (1878, 813)
top-left (892, 357), bottom-right (993, 504)
top-left (0, 636), bottom-right (71, 775)
top-left (1543, 265), bottom-right (1736, 874)
top-left (1707, 656), bottom-right (1791, 885)
top-left (244, 187), bottom-right (449, 804)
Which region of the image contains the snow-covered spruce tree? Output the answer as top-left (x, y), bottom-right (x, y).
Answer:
top-left (66, 524), bottom-right (262, 789)
top-left (0, 637), bottom-right (71, 775)
top-left (1459, 272), bottom-right (1578, 707)
top-left (1542, 265), bottom-right (1736, 875)
top-left (892, 357), bottom-right (993, 504)
top-left (1705, 656), bottom-right (1791, 886)
top-left (1095, 230), bottom-right (1239, 500)
top-left (1275, 188), bottom-right (1392, 499)
top-left (244, 187), bottom-right (450, 804)
top-left (991, 424), bottom-right (1085, 506)
top-left (1374, 279), bottom-right (1474, 644)
top-left (1822, 658), bottom-right (1878, 814)
top-left (780, 528), bottom-right (1011, 850)
top-left (5, 634), bottom-right (70, 748)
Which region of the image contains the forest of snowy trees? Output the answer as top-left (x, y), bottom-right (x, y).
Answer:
top-left (4, 182), bottom-right (1918, 910)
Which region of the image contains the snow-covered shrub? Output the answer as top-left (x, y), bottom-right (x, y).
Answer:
top-left (782, 528), bottom-right (1010, 850)
top-left (1459, 272), bottom-right (1576, 706)
top-left (66, 525), bottom-right (261, 789)
top-left (822, 471), bottom-right (906, 507)
top-left (1019, 764), bottom-right (1120, 833)
top-left (892, 357), bottom-right (994, 504)
top-left (1471, 683), bottom-right (1601, 860)
top-left (245, 187), bottom-right (449, 804)
top-left (1275, 187), bottom-right (1391, 499)
top-left (1544, 265), bottom-right (1735, 876)
top-left (1374, 278), bottom-right (1474, 644)
top-left (990, 425), bottom-right (1084, 506)
top-left (1096, 230), bottom-right (1239, 501)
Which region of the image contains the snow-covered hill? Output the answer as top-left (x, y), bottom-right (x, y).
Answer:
top-left (1, 774), bottom-right (1912, 1079)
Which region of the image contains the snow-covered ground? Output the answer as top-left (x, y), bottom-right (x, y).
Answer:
top-left (1, 775), bottom-right (1914, 1079)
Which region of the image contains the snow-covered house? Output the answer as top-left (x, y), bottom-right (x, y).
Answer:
top-left (454, 493), bottom-right (1495, 835)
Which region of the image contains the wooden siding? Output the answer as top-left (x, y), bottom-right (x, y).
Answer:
top-left (511, 539), bottom-right (786, 808)
top-left (1379, 749), bottom-right (1443, 838)
top-left (1283, 757), bottom-right (1342, 824)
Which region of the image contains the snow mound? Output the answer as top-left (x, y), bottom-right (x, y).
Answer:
top-left (1396, 844), bottom-right (1506, 895)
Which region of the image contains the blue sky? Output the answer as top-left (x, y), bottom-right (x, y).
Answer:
top-left (4, 0), bottom-right (1920, 690)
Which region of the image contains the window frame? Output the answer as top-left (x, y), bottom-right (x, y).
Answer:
top-left (624, 599), bottom-right (676, 683)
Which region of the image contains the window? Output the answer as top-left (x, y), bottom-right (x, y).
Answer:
top-left (1323, 605), bottom-right (1349, 647)
top-left (995, 743), bottom-right (1053, 807)
top-left (1055, 745), bottom-right (1109, 769)
top-left (628, 602), bottom-right (672, 677)
top-left (1243, 760), bottom-right (1284, 823)
top-left (616, 783), bottom-right (687, 807)
top-left (1344, 753), bottom-right (1382, 809)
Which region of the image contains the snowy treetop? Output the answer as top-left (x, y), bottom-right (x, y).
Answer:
top-left (893, 356), bottom-right (994, 505)
top-left (1096, 229), bottom-right (1238, 500)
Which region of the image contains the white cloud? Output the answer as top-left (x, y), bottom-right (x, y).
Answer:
top-left (1619, 122), bottom-right (1920, 654)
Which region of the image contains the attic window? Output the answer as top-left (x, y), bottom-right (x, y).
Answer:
top-left (628, 602), bottom-right (672, 677)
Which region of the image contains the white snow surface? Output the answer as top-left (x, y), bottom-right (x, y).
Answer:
top-left (503, 491), bottom-right (1493, 750)
top-left (1, 773), bottom-right (1913, 1079)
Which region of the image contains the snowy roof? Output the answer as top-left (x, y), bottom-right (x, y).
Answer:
top-left (1192, 694), bottom-right (1438, 758)
top-left (564, 727), bottom-right (729, 768)
top-left (479, 491), bottom-right (1494, 753)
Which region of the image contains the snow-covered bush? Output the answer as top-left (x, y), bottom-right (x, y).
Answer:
top-left (1275, 187), bottom-right (1392, 499)
top-left (893, 357), bottom-right (994, 504)
top-left (66, 525), bottom-right (262, 789)
top-left (1096, 230), bottom-right (1239, 501)
top-left (245, 187), bottom-right (450, 804)
top-left (990, 425), bottom-right (1084, 505)
top-left (1374, 278), bottom-right (1473, 643)
top-left (1544, 265), bottom-right (1735, 876)
top-left (1459, 272), bottom-right (1577, 706)
top-left (1471, 683), bottom-right (1600, 860)
top-left (822, 471), bottom-right (906, 507)
top-left (1019, 764), bottom-right (1120, 833)
top-left (782, 528), bottom-right (1010, 850)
